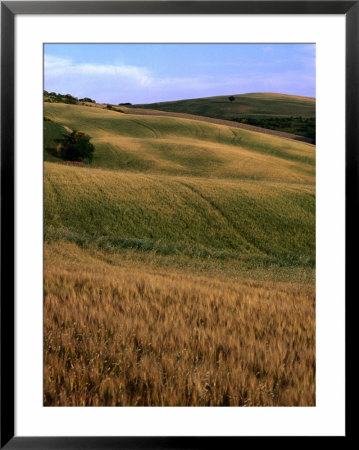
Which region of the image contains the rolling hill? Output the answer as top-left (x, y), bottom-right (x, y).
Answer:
top-left (133, 92), bottom-right (315, 119)
top-left (44, 101), bottom-right (315, 275)
top-left (44, 103), bottom-right (315, 183)
top-left (132, 92), bottom-right (316, 141)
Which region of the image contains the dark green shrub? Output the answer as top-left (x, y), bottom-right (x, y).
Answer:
top-left (64, 94), bottom-right (78, 100)
top-left (79, 97), bottom-right (96, 103)
top-left (60, 130), bottom-right (95, 162)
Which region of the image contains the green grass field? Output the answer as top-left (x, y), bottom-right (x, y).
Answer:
top-left (45, 162), bottom-right (314, 271)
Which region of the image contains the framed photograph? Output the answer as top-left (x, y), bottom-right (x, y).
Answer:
top-left (1, 1), bottom-right (354, 446)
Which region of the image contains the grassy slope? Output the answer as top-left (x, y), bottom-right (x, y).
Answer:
top-left (45, 162), bottom-right (314, 272)
top-left (44, 103), bottom-right (315, 183)
top-left (133, 92), bottom-right (316, 120)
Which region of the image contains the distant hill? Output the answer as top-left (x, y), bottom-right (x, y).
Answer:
top-left (133, 92), bottom-right (315, 118)
top-left (132, 93), bottom-right (316, 141)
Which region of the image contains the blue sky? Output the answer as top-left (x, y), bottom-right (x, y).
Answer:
top-left (44, 43), bottom-right (315, 104)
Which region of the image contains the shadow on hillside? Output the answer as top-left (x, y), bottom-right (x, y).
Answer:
top-left (45, 147), bottom-right (61, 160)
top-left (44, 136), bottom-right (67, 160)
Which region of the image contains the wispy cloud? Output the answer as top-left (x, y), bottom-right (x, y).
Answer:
top-left (44, 50), bottom-right (315, 103)
top-left (45, 55), bottom-right (153, 86)
top-left (45, 55), bottom-right (220, 102)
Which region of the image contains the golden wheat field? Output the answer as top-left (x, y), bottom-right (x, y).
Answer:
top-left (44, 242), bottom-right (315, 407)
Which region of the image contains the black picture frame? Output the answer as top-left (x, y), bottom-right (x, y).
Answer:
top-left (1, 1), bottom-right (355, 447)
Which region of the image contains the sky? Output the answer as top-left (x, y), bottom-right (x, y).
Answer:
top-left (44, 43), bottom-right (315, 104)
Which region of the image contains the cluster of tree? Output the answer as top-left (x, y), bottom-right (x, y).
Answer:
top-left (79, 97), bottom-right (96, 103)
top-left (44, 91), bottom-right (96, 105)
top-left (58, 130), bottom-right (95, 163)
top-left (118, 102), bottom-right (132, 106)
top-left (44, 91), bottom-right (78, 104)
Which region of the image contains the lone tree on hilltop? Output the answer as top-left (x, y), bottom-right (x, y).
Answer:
top-left (228, 96), bottom-right (235, 103)
top-left (60, 130), bottom-right (95, 163)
